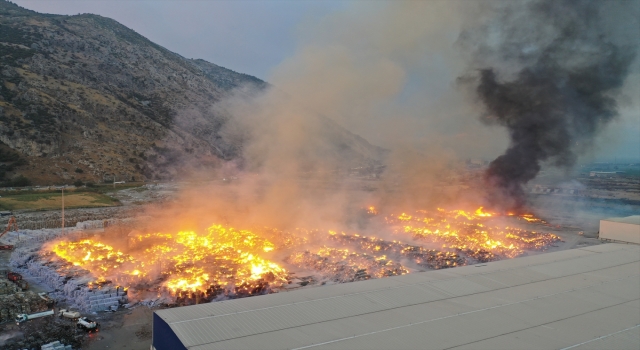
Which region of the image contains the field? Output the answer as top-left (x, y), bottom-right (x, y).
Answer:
top-left (0, 192), bottom-right (120, 210)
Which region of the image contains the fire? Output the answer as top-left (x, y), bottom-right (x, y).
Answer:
top-left (387, 208), bottom-right (559, 261)
top-left (287, 246), bottom-right (408, 282)
top-left (51, 225), bottom-right (288, 296)
top-left (53, 240), bottom-right (134, 271)
top-left (49, 207), bottom-right (559, 303)
top-left (520, 214), bottom-right (546, 223)
top-left (475, 207), bottom-right (493, 217)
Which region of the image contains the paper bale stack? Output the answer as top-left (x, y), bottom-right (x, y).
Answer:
top-left (72, 286), bottom-right (127, 312)
top-left (10, 248), bottom-right (128, 312)
top-left (41, 340), bottom-right (73, 350)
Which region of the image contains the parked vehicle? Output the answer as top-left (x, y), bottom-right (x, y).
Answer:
top-left (7, 272), bottom-right (28, 290)
top-left (7, 272), bottom-right (22, 282)
top-left (77, 317), bottom-right (100, 332)
top-left (39, 292), bottom-right (54, 307)
top-left (15, 310), bottom-right (54, 324)
top-left (58, 309), bottom-right (81, 319)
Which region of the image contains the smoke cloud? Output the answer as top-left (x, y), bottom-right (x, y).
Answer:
top-left (458, 0), bottom-right (639, 211)
top-left (147, 0), bottom-right (639, 229)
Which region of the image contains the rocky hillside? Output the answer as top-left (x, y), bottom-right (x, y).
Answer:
top-left (0, 1), bottom-right (384, 185)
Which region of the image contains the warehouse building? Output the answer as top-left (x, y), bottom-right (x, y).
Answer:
top-left (152, 243), bottom-right (640, 350)
top-left (600, 215), bottom-right (640, 244)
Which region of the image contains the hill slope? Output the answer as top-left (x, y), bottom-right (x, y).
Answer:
top-left (0, 1), bottom-right (384, 184)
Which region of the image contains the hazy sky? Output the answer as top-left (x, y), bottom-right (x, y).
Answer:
top-left (13, 0), bottom-right (639, 161)
top-left (14, 0), bottom-right (346, 80)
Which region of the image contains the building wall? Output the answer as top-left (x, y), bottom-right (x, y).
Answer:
top-left (152, 312), bottom-right (187, 350)
top-left (600, 220), bottom-right (640, 244)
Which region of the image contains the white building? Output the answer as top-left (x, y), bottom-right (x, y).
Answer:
top-left (152, 243), bottom-right (640, 350)
top-left (600, 215), bottom-right (640, 244)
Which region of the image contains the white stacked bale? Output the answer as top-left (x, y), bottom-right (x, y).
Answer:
top-left (8, 225), bottom-right (129, 312)
top-left (67, 285), bottom-right (127, 312)
top-left (41, 340), bottom-right (72, 350)
top-left (75, 220), bottom-right (105, 230)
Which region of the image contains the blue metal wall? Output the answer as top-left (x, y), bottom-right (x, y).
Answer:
top-left (152, 312), bottom-right (187, 350)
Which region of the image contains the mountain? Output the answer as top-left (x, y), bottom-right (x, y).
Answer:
top-left (0, 1), bottom-right (384, 185)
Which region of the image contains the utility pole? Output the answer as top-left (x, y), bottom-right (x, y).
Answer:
top-left (61, 187), bottom-right (65, 235)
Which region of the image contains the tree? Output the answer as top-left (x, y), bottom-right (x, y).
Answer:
top-left (11, 174), bottom-right (31, 187)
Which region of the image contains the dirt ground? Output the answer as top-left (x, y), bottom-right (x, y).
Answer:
top-left (83, 307), bottom-right (154, 350)
top-left (0, 249), bottom-right (10, 274)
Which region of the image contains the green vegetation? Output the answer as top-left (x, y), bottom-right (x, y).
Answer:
top-left (24, 106), bottom-right (58, 132)
top-left (0, 44), bottom-right (34, 66)
top-left (3, 174), bottom-right (31, 187)
top-left (72, 182), bottom-right (140, 192)
top-left (0, 142), bottom-right (28, 185)
top-left (0, 79), bottom-right (17, 101)
top-left (0, 191), bottom-right (120, 210)
top-left (0, 23), bottom-right (42, 45)
top-left (0, 24), bottom-right (41, 66)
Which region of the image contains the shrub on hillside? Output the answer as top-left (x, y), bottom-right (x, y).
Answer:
top-left (8, 174), bottom-right (31, 187)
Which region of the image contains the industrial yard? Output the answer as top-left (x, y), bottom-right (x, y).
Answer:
top-left (0, 0), bottom-right (637, 348)
top-left (0, 175), bottom-right (629, 350)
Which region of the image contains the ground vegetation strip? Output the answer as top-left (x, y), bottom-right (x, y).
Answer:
top-left (0, 192), bottom-right (119, 210)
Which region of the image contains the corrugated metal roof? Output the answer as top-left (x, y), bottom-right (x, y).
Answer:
top-left (154, 243), bottom-right (640, 350)
top-left (602, 215), bottom-right (640, 225)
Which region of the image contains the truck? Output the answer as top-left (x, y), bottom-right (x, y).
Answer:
top-left (58, 309), bottom-right (81, 319)
top-left (7, 272), bottom-right (28, 290)
top-left (77, 317), bottom-right (100, 333)
top-left (15, 310), bottom-right (54, 324)
top-left (7, 272), bottom-right (21, 281)
top-left (38, 292), bottom-right (54, 307)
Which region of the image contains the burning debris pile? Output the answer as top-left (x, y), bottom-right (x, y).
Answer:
top-left (328, 232), bottom-right (466, 270)
top-left (7, 228), bottom-right (287, 309)
top-left (287, 208), bottom-right (559, 281)
top-left (286, 246), bottom-right (408, 283)
top-left (388, 208), bottom-right (560, 262)
top-left (25, 207), bottom-right (560, 305)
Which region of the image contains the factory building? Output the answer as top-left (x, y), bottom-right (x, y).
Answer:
top-left (589, 171), bottom-right (623, 177)
top-left (152, 242), bottom-right (640, 350)
top-left (600, 215), bottom-right (640, 244)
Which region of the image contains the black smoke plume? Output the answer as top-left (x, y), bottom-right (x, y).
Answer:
top-left (462, 0), bottom-right (638, 211)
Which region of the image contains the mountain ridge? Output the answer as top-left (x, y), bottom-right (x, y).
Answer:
top-left (0, 0), bottom-right (384, 185)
